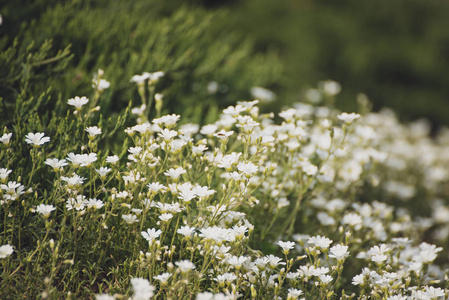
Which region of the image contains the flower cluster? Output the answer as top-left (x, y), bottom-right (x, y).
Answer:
top-left (1, 77), bottom-right (448, 299)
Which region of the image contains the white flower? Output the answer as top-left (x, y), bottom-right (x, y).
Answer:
top-left (329, 244), bottom-right (349, 261)
top-left (214, 273), bottom-right (237, 285)
top-left (0, 168), bottom-right (12, 181)
top-left (85, 126), bottom-right (102, 138)
top-left (341, 212), bottom-right (363, 229)
top-left (322, 80), bottom-right (341, 96)
top-left (351, 274), bottom-right (364, 286)
top-left (213, 130), bottom-right (234, 140)
top-left (218, 153), bottom-right (241, 170)
top-left (424, 286), bottom-right (445, 298)
top-left (177, 225), bottom-right (195, 238)
top-left (141, 228), bottom-right (162, 245)
top-left (45, 158), bottom-right (68, 171)
top-left (159, 213), bottom-right (173, 222)
top-left (0, 181), bottom-right (25, 201)
top-left (303, 164), bottom-right (318, 176)
top-left (192, 144), bottom-right (208, 156)
top-left (122, 214), bottom-right (139, 224)
top-left (153, 272), bottom-right (171, 285)
top-left (148, 71), bottom-right (165, 84)
top-left (223, 104), bottom-right (247, 117)
top-left (25, 132), bottom-right (50, 146)
top-left (308, 235), bottom-right (333, 250)
top-left (86, 198), bottom-right (104, 210)
top-left (226, 255), bottom-right (248, 270)
top-left (0, 244), bottom-right (14, 258)
top-left (164, 167), bottom-right (186, 180)
top-left (175, 260), bottom-right (196, 273)
top-left (287, 288), bottom-right (303, 300)
top-left (61, 174), bottom-right (85, 187)
top-left (368, 244), bottom-right (390, 256)
top-left (178, 188), bottom-right (197, 203)
top-left (95, 294), bottom-right (115, 300)
top-left (265, 254), bottom-right (285, 268)
top-left (158, 128), bottom-right (178, 141)
top-left (279, 108), bottom-right (297, 122)
top-left (337, 112), bottom-right (360, 124)
top-left (67, 96), bottom-right (89, 110)
top-left (237, 162), bottom-right (258, 176)
top-left (277, 241), bottom-right (296, 254)
top-left (132, 104), bottom-right (147, 117)
top-left (319, 275), bottom-right (333, 285)
top-left (0, 133), bottom-right (12, 145)
top-left (66, 153), bottom-right (97, 167)
top-left (106, 155), bottom-right (119, 164)
top-left (200, 124), bottom-right (218, 136)
top-left (235, 115), bottom-right (259, 132)
top-left (176, 124), bottom-right (197, 137)
top-left (66, 195), bottom-right (87, 211)
top-left (371, 254), bottom-right (388, 263)
top-left (147, 182), bottom-right (167, 193)
top-left (153, 114), bottom-right (180, 127)
top-left (96, 167), bottom-right (111, 178)
top-left (130, 73), bottom-right (150, 84)
top-left (250, 86), bottom-right (276, 103)
top-left (130, 277), bottom-right (155, 300)
top-left (93, 79), bottom-right (110, 91)
top-left (415, 242), bottom-right (442, 263)
top-left (35, 204), bottom-right (56, 218)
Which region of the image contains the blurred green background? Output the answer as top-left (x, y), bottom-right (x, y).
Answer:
top-left (2, 0), bottom-right (449, 128)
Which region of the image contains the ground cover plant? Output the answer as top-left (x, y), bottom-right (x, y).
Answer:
top-left (1, 70), bottom-right (449, 299)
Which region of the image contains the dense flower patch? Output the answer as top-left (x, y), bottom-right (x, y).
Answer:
top-left (1, 72), bottom-right (448, 299)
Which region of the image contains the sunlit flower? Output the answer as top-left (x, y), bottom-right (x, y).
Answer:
top-left (106, 155), bottom-right (119, 164)
top-left (277, 241), bottom-right (295, 254)
top-left (164, 167), bottom-right (186, 180)
top-left (66, 195), bottom-right (87, 211)
top-left (337, 112), bottom-right (360, 125)
top-left (45, 158), bottom-right (68, 172)
top-left (158, 128), bottom-right (178, 141)
top-left (85, 126), bottom-right (102, 139)
top-left (68, 96), bottom-right (89, 110)
top-left (25, 132), bottom-right (50, 146)
top-left (0, 168), bottom-right (12, 181)
top-left (250, 86), bottom-right (276, 103)
top-left (287, 288), bottom-right (303, 300)
top-left (159, 213), bottom-right (173, 222)
top-left (122, 214), bottom-right (139, 224)
top-left (141, 228), bottom-right (162, 245)
top-left (147, 182), bottom-right (167, 193)
top-left (96, 167), bottom-right (111, 178)
top-left (153, 114), bottom-right (180, 127)
top-left (0, 133), bottom-right (12, 145)
top-left (177, 225), bottom-right (195, 238)
top-left (213, 130), bottom-right (234, 140)
top-left (95, 294), bottom-right (115, 300)
top-left (86, 198), bottom-right (104, 210)
top-left (35, 204), bottom-right (56, 218)
top-left (237, 162), bottom-right (258, 176)
top-left (322, 80), bottom-right (341, 96)
top-left (92, 79), bottom-right (110, 91)
top-left (61, 174), bottom-right (85, 187)
top-left (153, 272), bottom-right (171, 285)
top-left (329, 244), bottom-right (349, 261)
top-left (308, 235), bottom-right (333, 250)
top-left (0, 244), bottom-right (14, 258)
top-left (130, 277), bottom-right (155, 300)
top-left (175, 260), bottom-right (196, 273)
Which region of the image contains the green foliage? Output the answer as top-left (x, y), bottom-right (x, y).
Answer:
top-left (1, 0), bottom-right (283, 125)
